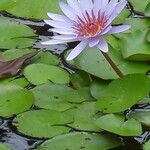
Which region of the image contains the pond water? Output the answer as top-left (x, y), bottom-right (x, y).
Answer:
top-left (0, 1), bottom-right (150, 150)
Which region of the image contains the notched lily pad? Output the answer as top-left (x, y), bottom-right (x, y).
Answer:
top-left (96, 74), bottom-right (150, 113)
top-left (36, 132), bottom-right (121, 150)
top-left (96, 114), bottom-right (142, 136)
top-left (13, 109), bottom-right (73, 138)
top-left (0, 84), bottom-right (34, 117)
top-left (0, 17), bottom-right (36, 49)
top-left (24, 63), bottom-right (70, 85)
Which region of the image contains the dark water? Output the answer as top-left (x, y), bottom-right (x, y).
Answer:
top-left (0, 4), bottom-right (150, 150)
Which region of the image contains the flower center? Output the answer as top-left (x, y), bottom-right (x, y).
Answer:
top-left (73, 11), bottom-right (107, 37)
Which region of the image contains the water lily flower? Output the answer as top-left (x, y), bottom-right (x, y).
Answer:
top-left (42, 0), bottom-right (131, 60)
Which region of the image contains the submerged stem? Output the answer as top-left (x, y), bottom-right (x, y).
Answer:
top-left (101, 51), bottom-right (124, 78)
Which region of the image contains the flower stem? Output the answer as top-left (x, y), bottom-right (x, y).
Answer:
top-left (101, 51), bottom-right (124, 78)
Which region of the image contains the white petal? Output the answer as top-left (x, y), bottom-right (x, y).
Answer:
top-left (107, 0), bottom-right (127, 25)
top-left (47, 12), bottom-right (71, 22)
top-left (44, 20), bottom-right (73, 29)
top-left (89, 38), bottom-right (99, 47)
top-left (67, 0), bottom-right (82, 15)
top-left (107, 25), bottom-right (131, 34)
top-left (49, 28), bottom-right (76, 35)
top-left (80, 0), bottom-right (93, 14)
top-left (52, 35), bottom-right (77, 40)
top-left (59, 1), bottom-right (77, 21)
top-left (100, 26), bottom-right (112, 35)
top-left (97, 38), bottom-right (109, 52)
top-left (41, 39), bottom-right (76, 45)
top-left (66, 40), bottom-right (88, 60)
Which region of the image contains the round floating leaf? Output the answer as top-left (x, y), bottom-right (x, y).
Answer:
top-left (68, 47), bottom-right (150, 80)
top-left (31, 51), bottom-right (60, 66)
top-left (146, 30), bottom-right (150, 42)
top-left (145, 2), bottom-right (150, 17)
top-left (0, 84), bottom-right (34, 117)
top-left (1, 49), bottom-right (35, 61)
top-left (128, 111), bottom-right (150, 127)
top-left (13, 110), bottom-right (73, 138)
top-left (24, 63), bottom-right (70, 85)
top-left (96, 114), bottom-right (142, 136)
top-left (120, 30), bottom-right (150, 61)
top-left (129, 0), bottom-right (149, 13)
top-left (0, 143), bottom-right (11, 150)
top-left (143, 140), bottom-right (150, 150)
top-left (70, 102), bottom-right (103, 131)
top-left (0, 0), bottom-right (60, 20)
top-left (36, 132), bottom-right (121, 150)
top-left (97, 74), bottom-right (150, 113)
top-left (0, 77), bottom-right (29, 88)
top-left (90, 79), bottom-right (110, 100)
top-left (31, 83), bottom-right (87, 111)
top-left (0, 17), bottom-right (36, 49)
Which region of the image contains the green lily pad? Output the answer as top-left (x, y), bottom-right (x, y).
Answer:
top-left (146, 30), bottom-right (150, 42)
top-left (0, 0), bottom-right (60, 20)
top-left (13, 109), bottom-right (73, 138)
top-left (0, 84), bottom-right (34, 117)
top-left (24, 63), bottom-right (70, 85)
top-left (31, 51), bottom-right (60, 65)
top-left (70, 102), bottom-right (103, 131)
top-left (120, 30), bottom-right (150, 61)
top-left (0, 143), bottom-right (11, 150)
top-left (0, 77), bottom-right (29, 88)
top-left (0, 17), bottom-right (36, 49)
top-left (145, 2), bottom-right (150, 17)
top-left (36, 132), bottom-right (121, 150)
top-left (90, 79), bottom-right (110, 100)
top-left (96, 114), bottom-right (142, 136)
top-left (70, 70), bottom-right (91, 89)
top-left (31, 83), bottom-right (87, 111)
top-left (128, 111), bottom-right (150, 127)
top-left (68, 47), bottom-right (150, 80)
top-left (129, 0), bottom-right (150, 13)
top-left (1, 49), bottom-right (35, 61)
top-left (143, 140), bottom-right (150, 150)
top-left (96, 74), bottom-right (150, 113)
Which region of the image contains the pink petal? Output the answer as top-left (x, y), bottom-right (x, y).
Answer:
top-left (89, 38), bottom-right (99, 47)
top-left (66, 40), bottom-right (88, 61)
top-left (107, 25), bottom-right (131, 34)
top-left (97, 38), bottom-right (109, 52)
top-left (59, 1), bottom-right (77, 21)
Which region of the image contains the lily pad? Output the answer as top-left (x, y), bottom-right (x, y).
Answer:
top-left (0, 84), bottom-right (34, 117)
top-left (90, 79), bottom-right (110, 100)
top-left (0, 0), bottom-right (60, 20)
top-left (145, 2), bottom-right (150, 17)
top-left (0, 143), bottom-right (11, 150)
top-left (13, 109), bottom-right (73, 138)
top-left (120, 30), bottom-right (150, 61)
top-left (143, 140), bottom-right (150, 150)
top-left (70, 102), bottom-right (103, 131)
top-left (128, 111), bottom-right (150, 127)
top-left (31, 51), bottom-right (60, 65)
top-left (0, 17), bottom-right (36, 49)
top-left (96, 74), bottom-right (150, 113)
top-left (129, 0), bottom-right (149, 13)
top-left (96, 114), bottom-right (142, 136)
top-left (146, 30), bottom-right (150, 42)
top-left (68, 47), bottom-right (150, 80)
top-left (31, 83), bottom-right (87, 111)
top-left (36, 132), bottom-right (121, 150)
top-left (24, 63), bottom-right (70, 85)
